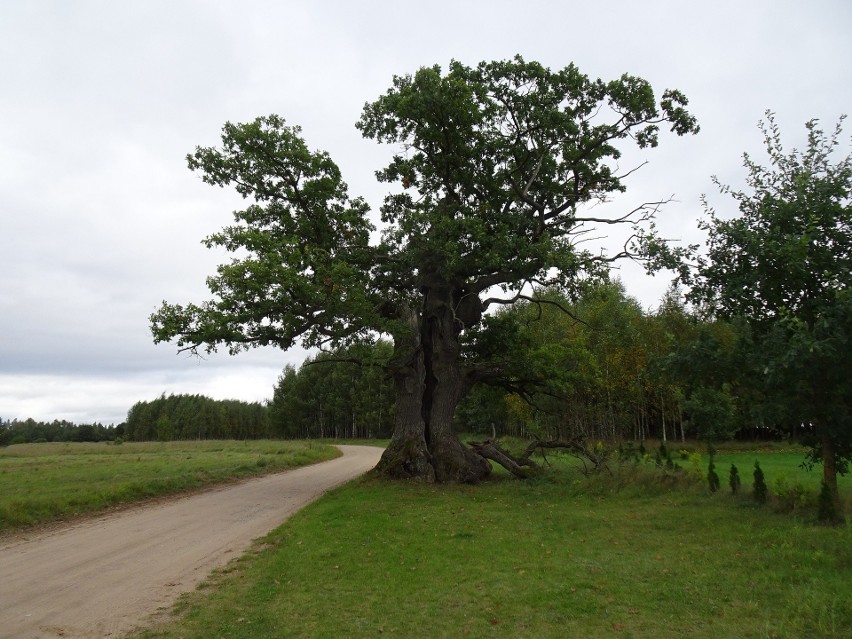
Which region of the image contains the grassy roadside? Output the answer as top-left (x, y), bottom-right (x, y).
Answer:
top-left (132, 460), bottom-right (851, 639)
top-left (0, 440), bottom-right (340, 532)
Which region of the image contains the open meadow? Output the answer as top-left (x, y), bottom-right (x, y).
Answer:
top-left (0, 440), bottom-right (339, 531)
top-left (3, 440), bottom-right (849, 637)
top-left (129, 444), bottom-right (850, 639)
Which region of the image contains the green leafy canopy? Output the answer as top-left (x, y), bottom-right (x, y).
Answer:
top-left (151, 57), bottom-right (699, 365)
top-left (690, 111), bottom-right (851, 328)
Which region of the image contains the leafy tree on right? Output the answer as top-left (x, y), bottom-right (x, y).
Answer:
top-left (688, 112), bottom-right (851, 522)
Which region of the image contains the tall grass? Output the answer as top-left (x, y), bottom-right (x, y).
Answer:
top-left (0, 440), bottom-right (339, 531)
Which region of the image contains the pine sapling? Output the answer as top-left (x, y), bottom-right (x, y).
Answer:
top-left (729, 464), bottom-right (741, 495)
top-left (753, 461), bottom-right (767, 503)
top-left (659, 443), bottom-right (676, 470)
top-left (707, 457), bottom-right (720, 492)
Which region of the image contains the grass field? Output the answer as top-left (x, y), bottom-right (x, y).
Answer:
top-left (657, 441), bottom-right (850, 513)
top-left (131, 450), bottom-right (851, 639)
top-left (4, 439), bottom-right (850, 637)
top-left (0, 440), bottom-right (339, 531)
top-left (713, 451), bottom-right (830, 490)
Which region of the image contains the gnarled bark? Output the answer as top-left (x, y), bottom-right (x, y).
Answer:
top-left (375, 308), bottom-right (435, 481)
top-left (423, 286), bottom-right (490, 482)
top-left (374, 361), bottom-right (434, 481)
top-left (375, 286), bottom-right (491, 483)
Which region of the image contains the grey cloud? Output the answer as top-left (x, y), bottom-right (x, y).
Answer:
top-left (1, 0), bottom-right (850, 422)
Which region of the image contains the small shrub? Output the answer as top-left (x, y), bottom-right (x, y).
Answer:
top-left (771, 476), bottom-right (812, 513)
top-left (618, 442), bottom-right (640, 463)
top-left (729, 464), bottom-right (741, 495)
top-left (686, 452), bottom-right (704, 481)
top-left (753, 461), bottom-right (767, 503)
top-left (707, 458), bottom-right (720, 493)
top-left (656, 443), bottom-right (677, 471)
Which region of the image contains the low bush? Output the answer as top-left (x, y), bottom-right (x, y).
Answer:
top-left (770, 476), bottom-right (814, 514)
top-left (753, 461), bottom-right (768, 503)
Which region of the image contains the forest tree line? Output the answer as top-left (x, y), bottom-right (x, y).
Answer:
top-left (269, 341), bottom-right (394, 439)
top-left (1, 394), bottom-right (273, 445)
top-left (123, 394), bottom-right (270, 441)
top-left (0, 418), bottom-right (121, 445)
top-left (267, 280), bottom-right (815, 445)
top-left (1, 278), bottom-right (829, 449)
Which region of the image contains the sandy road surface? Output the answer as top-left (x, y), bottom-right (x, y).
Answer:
top-left (0, 445), bottom-right (383, 639)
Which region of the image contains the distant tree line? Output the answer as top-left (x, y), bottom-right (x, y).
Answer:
top-left (269, 341), bottom-right (394, 439)
top-left (2, 395), bottom-right (274, 446)
top-left (0, 418), bottom-right (122, 445)
top-left (4, 274), bottom-right (821, 450)
top-left (2, 275), bottom-right (830, 453)
top-left (453, 282), bottom-right (794, 444)
top-left (268, 280), bottom-right (813, 447)
top-left (123, 394), bottom-right (271, 441)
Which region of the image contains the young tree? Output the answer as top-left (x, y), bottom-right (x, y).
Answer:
top-left (151, 57), bottom-right (698, 482)
top-left (690, 112), bottom-right (851, 519)
top-left (753, 461), bottom-right (768, 504)
top-left (729, 464), bottom-right (741, 495)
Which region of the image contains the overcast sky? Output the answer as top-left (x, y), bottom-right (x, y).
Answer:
top-left (1, 0), bottom-right (850, 424)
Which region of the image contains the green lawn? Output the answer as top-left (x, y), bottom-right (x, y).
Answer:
top-left (615, 440), bottom-right (851, 497)
top-left (0, 440), bottom-right (339, 531)
top-left (713, 451), bottom-right (834, 490)
top-left (132, 456), bottom-right (851, 639)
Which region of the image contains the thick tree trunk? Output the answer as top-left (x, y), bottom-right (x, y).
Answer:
top-left (424, 302), bottom-right (490, 483)
top-left (375, 287), bottom-right (491, 483)
top-left (422, 287), bottom-right (491, 483)
top-left (820, 426), bottom-right (843, 523)
top-left (374, 361), bottom-right (435, 480)
top-left (374, 309), bottom-right (435, 481)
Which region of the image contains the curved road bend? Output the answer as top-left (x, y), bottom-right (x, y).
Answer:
top-left (0, 445), bottom-right (383, 639)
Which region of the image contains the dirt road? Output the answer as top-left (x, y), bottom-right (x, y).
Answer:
top-left (0, 445), bottom-right (383, 639)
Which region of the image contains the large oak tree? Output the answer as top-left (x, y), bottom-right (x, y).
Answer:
top-left (151, 57), bottom-right (698, 482)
